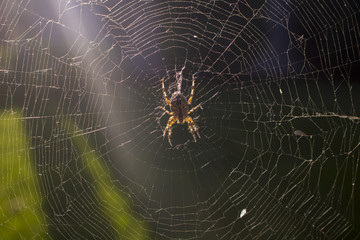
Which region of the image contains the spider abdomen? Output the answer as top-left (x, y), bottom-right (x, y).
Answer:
top-left (170, 92), bottom-right (188, 124)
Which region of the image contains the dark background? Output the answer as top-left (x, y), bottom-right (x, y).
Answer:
top-left (0, 0), bottom-right (359, 239)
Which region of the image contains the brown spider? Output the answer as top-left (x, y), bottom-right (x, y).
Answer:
top-left (159, 74), bottom-right (201, 145)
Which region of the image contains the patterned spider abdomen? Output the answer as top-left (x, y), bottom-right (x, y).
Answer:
top-left (170, 92), bottom-right (189, 124)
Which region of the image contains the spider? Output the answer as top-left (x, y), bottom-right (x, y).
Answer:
top-left (159, 74), bottom-right (201, 145)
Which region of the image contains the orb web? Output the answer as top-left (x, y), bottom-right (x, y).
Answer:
top-left (0, 0), bottom-right (359, 239)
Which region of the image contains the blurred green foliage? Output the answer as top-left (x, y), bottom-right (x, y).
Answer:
top-left (0, 111), bottom-right (47, 239)
top-left (0, 111), bottom-right (146, 239)
top-left (63, 118), bottom-right (147, 240)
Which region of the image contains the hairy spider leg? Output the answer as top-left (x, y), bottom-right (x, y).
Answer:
top-left (186, 116), bottom-right (200, 141)
top-left (188, 103), bottom-right (200, 115)
top-left (159, 106), bottom-right (173, 115)
top-left (187, 74), bottom-right (195, 104)
top-left (162, 78), bottom-right (171, 106)
top-left (163, 116), bottom-right (176, 145)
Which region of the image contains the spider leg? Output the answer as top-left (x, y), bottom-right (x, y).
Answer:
top-left (186, 116), bottom-right (200, 142)
top-left (162, 78), bottom-right (172, 107)
top-left (187, 74), bottom-right (195, 104)
top-left (163, 116), bottom-right (176, 145)
top-left (188, 103), bottom-right (200, 115)
top-left (159, 106), bottom-right (173, 115)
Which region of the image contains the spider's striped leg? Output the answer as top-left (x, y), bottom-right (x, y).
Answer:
top-left (162, 78), bottom-right (171, 106)
top-left (186, 116), bottom-right (200, 142)
top-left (159, 106), bottom-right (173, 115)
top-left (188, 103), bottom-right (200, 115)
top-left (187, 74), bottom-right (195, 104)
top-left (163, 116), bottom-right (176, 145)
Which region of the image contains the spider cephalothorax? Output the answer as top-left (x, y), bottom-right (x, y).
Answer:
top-left (159, 74), bottom-right (200, 145)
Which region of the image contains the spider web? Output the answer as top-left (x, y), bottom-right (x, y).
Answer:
top-left (0, 0), bottom-right (360, 239)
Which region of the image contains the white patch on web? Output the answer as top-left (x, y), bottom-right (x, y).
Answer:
top-left (240, 209), bottom-right (246, 218)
